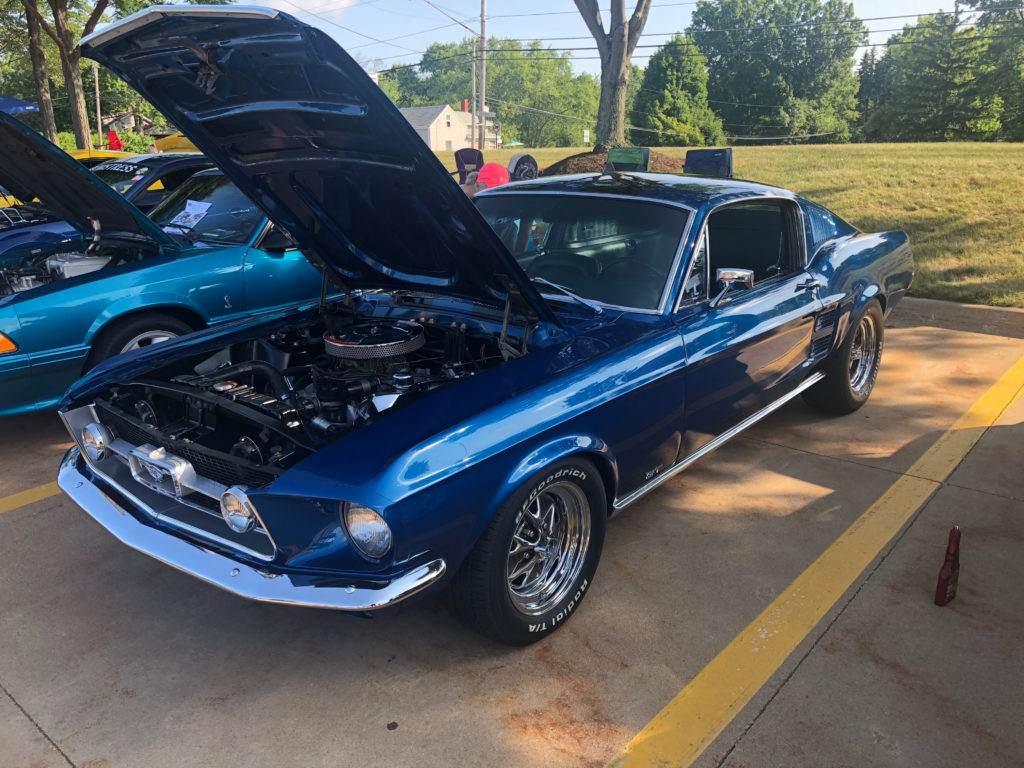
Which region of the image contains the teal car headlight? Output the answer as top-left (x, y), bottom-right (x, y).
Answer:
top-left (342, 503), bottom-right (392, 558)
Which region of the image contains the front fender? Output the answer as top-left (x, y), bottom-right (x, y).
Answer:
top-left (503, 435), bottom-right (617, 506)
top-left (84, 292), bottom-right (212, 344)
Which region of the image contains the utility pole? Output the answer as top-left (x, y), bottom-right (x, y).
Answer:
top-left (92, 61), bottom-right (102, 149)
top-left (479, 0), bottom-right (486, 150)
top-left (471, 38), bottom-right (477, 150)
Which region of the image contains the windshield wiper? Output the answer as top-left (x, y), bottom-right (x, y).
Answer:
top-left (531, 277), bottom-right (603, 314)
top-left (163, 221), bottom-right (200, 244)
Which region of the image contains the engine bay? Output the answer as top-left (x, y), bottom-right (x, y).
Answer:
top-left (95, 310), bottom-right (512, 481)
top-left (0, 240), bottom-right (150, 296)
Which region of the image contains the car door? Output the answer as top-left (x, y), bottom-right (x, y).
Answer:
top-left (241, 224), bottom-right (324, 313)
top-left (675, 198), bottom-right (823, 458)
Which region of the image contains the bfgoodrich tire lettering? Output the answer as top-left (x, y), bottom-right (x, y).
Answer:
top-left (804, 299), bottom-right (884, 414)
top-left (448, 458), bottom-right (606, 645)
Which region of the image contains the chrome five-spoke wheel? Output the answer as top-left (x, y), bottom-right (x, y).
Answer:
top-left (506, 482), bottom-right (591, 616)
top-left (119, 329), bottom-right (181, 353)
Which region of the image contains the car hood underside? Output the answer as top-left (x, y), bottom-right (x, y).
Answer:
top-left (82, 6), bottom-right (557, 324)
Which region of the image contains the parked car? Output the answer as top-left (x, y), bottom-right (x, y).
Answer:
top-left (0, 113), bottom-right (323, 416)
top-left (0, 149), bottom-right (212, 264)
top-left (57, 7), bottom-right (913, 645)
top-left (66, 148), bottom-right (137, 168)
top-left (89, 152), bottom-right (213, 213)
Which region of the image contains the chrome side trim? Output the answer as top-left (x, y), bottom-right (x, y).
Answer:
top-left (612, 371), bottom-right (825, 510)
top-left (58, 447), bottom-right (447, 612)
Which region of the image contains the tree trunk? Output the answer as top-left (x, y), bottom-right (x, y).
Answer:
top-left (575, 0), bottom-right (650, 152)
top-left (26, 3), bottom-right (58, 143)
top-left (49, 0), bottom-right (91, 148)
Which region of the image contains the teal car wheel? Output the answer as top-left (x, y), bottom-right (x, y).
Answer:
top-left (88, 313), bottom-right (194, 368)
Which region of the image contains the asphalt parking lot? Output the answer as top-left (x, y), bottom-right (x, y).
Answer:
top-left (2, 297), bottom-right (1022, 768)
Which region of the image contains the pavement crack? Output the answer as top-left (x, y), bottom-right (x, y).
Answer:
top-left (738, 434), bottom-right (909, 477)
top-left (1, 680), bottom-right (76, 768)
top-left (943, 482), bottom-right (1023, 504)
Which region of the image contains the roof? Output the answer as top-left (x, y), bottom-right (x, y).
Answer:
top-left (398, 105), bottom-right (449, 130)
top-left (93, 152), bottom-right (206, 167)
top-left (480, 172), bottom-right (795, 210)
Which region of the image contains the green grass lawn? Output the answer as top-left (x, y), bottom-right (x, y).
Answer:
top-left (436, 144), bottom-right (1024, 308)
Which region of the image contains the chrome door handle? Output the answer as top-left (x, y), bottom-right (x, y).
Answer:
top-left (798, 278), bottom-right (821, 292)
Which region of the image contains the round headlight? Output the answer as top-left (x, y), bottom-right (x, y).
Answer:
top-left (81, 423), bottom-right (112, 462)
top-left (220, 486), bottom-right (256, 533)
top-left (343, 503), bottom-right (392, 558)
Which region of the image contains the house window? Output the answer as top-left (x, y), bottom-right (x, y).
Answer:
top-left (446, 115), bottom-right (451, 128)
top-left (445, 140), bottom-right (453, 151)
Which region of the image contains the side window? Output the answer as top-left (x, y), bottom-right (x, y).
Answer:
top-left (704, 200), bottom-right (802, 285)
top-left (159, 167), bottom-right (205, 193)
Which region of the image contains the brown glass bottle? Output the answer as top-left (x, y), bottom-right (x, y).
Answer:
top-left (934, 525), bottom-right (961, 606)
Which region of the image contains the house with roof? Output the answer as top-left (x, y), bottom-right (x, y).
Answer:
top-left (398, 104), bottom-right (498, 151)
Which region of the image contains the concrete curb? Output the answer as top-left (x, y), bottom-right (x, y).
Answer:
top-left (890, 296), bottom-right (1024, 339)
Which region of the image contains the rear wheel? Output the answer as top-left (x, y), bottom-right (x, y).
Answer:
top-left (448, 458), bottom-right (606, 645)
top-left (804, 299), bottom-right (884, 414)
top-left (88, 313), bottom-right (194, 369)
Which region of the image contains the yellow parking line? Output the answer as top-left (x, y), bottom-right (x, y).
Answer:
top-left (0, 482), bottom-right (62, 516)
top-left (609, 354), bottom-right (1024, 768)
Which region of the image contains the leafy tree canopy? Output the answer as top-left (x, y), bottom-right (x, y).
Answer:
top-left (688, 0), bottom-right (865, 143)
top-left (629, 33), bottom-right (724, 146)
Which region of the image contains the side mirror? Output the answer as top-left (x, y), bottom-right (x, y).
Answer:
top-left (710, 267), bottom-right (754, 308)
top-left (259, 225), bottom-right (297, 253)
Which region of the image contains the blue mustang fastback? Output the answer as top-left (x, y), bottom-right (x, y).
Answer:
top-left (57, 6), bottom-right (913, 644)
top-left (0, 115), bottom-right (323, 416)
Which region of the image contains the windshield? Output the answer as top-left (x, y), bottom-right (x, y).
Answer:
top-left (475, 194), bottom-right (690, 311)
top-left (149, 173), bottom-right (264, 247)
top-left (93, 162), bottom-right (150, 194)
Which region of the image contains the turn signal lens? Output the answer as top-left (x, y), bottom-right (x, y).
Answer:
top-left (80, 423), bottom-right (112, 462)
top-left (343, 503), bottom-right (392, 558)
top-left (0, 333), bottom-right (16, 353)
top-left (220, 486), bottom-right (257, 533)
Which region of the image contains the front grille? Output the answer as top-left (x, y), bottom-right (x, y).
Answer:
top-left (96, 402), bottom-right (280, 489)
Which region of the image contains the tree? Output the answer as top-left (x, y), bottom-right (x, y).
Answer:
top-left (864, 13), bottom-right (1003, 141)
top-left (969, 0), bottom-right (1024, 140)
top-left (574, 0), bottom-right (651, 150)
top-left (689, 0), bottom-right (865, 143)
top-left (630, 33), bottom-right (725, 146)
top-left (25, 1), bottom-right (57, 141)
top-left (378, 38), bottom-right (601, 148)
top-left (18, 0), bottom-right (228, 149)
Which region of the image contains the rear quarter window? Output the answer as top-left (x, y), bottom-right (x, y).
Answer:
top-left (803, 202), bottom-right (856, 256)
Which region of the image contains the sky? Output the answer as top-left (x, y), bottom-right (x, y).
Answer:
top-left (251, 0), bottom-right (957, 76)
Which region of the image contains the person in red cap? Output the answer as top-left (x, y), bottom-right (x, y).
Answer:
top-left (472, 162), bottom-right (510, 194)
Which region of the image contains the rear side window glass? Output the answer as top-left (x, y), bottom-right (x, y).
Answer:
top-left (804, 202), bottom-right (856, 255)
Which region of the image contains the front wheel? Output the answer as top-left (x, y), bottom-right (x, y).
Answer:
top-left (448, 458), bottom-right (606, 645)
top-left (87, 313), bottom-right (194, 370)
top-left (804, 299), bottom-right (884, 414)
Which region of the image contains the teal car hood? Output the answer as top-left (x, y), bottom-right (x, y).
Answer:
top-left (81, 5), bottom-right (557, 324)
top-left (0, 112), bottom-right (175, 246)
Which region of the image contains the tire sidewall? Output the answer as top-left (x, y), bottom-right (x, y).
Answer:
top-left (485, 459), bottom-right (606, 644)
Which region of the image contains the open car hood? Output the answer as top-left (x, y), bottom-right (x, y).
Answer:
top-left (0, 112), bottom-right (174, 246)
top-left (82, 6), bottom-right (557, 324)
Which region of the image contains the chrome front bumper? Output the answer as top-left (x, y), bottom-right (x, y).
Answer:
top-left (58, 447), bottom-right (446, 611)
